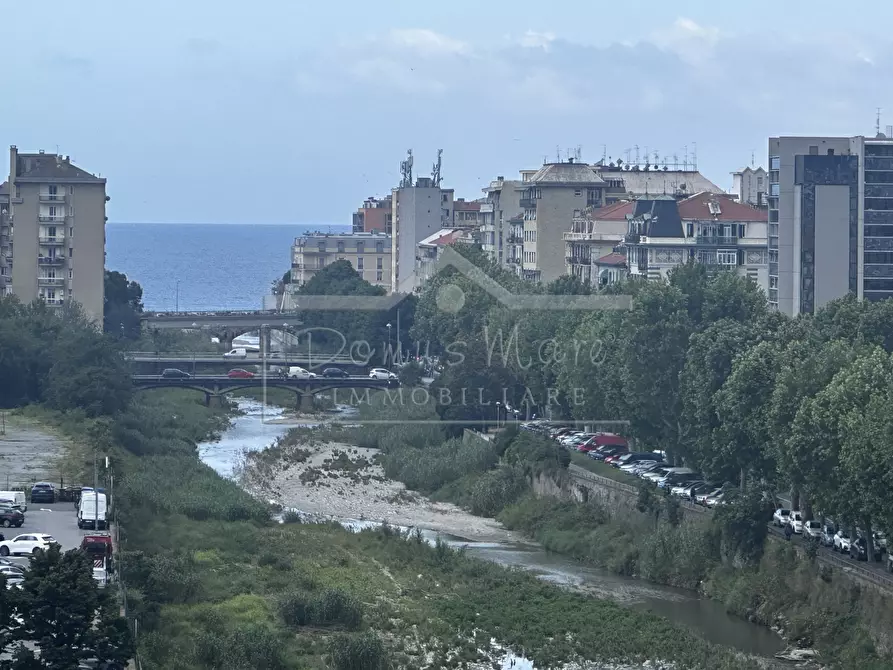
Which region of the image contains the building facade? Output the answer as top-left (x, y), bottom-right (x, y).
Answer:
top-left (564, 200), bottom-right (631, 282)
top-left (766, 135), bottom-right (893, 316)
top-left (594, 164), bottom-right (724, 205)
top-left (519, 160), bottom-right (607, 283)
top-left (479, 177), bottom-right (522, 267)
top-left (731, 166), bottom-right (767, 208)
top-left (624, 193), bottom-right (768, 291)
top-left (391, 176), bottom-right (452, 293)
top-left (414, 228), bottom-right (473, 287)
top-left (0, 146), bottom-right (107, 323)
top-left (290, 231), bottom-right (392, 289)
top-left (352, 196), bottom-right (392, 233)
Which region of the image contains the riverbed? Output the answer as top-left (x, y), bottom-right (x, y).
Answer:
top-left (199, 399), bottom-right (787, 663)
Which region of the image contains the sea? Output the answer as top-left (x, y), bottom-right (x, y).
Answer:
top-left (105, 223), bottom-right (349, 311)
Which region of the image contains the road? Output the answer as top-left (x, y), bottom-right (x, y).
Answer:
top-left (3, 502), bottom-right (96, 569)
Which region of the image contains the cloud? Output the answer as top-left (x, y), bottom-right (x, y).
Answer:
top-left (387, 28), bottom-right (471, 57)
top-left (518, 31), bottom-right (557, 51)
top-left (649, 17), bottom-right (721, 66)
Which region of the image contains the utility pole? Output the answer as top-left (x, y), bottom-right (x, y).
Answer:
top-left (93, 451), bottom-right (98, 530)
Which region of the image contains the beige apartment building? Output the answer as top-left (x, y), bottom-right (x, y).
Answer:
top-left (0, 146), bottom-right (107, 323)
top-left (290, 231), bottom-right (392, 289)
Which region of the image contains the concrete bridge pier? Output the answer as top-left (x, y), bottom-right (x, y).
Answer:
top-left (205, 393), bottom-right (225, 408)
top-left (298, 393), bottom-right (315, 412)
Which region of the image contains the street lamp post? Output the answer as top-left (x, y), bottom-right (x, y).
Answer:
top-left (386, 323), bottom-right (392, 364)
top-left (496, 401), bottom-right (501, 430)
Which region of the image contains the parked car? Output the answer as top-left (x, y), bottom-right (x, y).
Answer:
top-left (672, 481), bottom-right (711, 499)
top-left (696, 487), bottom-right (723, 506)
top-left (804, 520), bottom-right (823, 540)
top-left (369, 368), bottom-right (398, 380)
top-left (874, 531), bottom-right (888, 553)
top-left (160, 368), bottom-right (191, 379)
top-left (0, 506), bottom-right (24, 529)
top-left (833, 529), bottom-right (854, 553)
top-left (578, 433), bottom-right (629, 453)
top-left (29, 482), bottom-right (55, 504)
top-left (789, 511), bottom-right (805, 534)
top-left (287, 367), bottom-right (317, 380)
top-left (772, 508), bottom-right (792, 527)
top-left (223, 348), bottom-right (249, 359)
top-left (656, 469), bottom-right (700, 489)
top-left (887, 552), bottom-right (893, 573)
top-left (0, 491), bottom-right (27, 512)
top-left (820, 523), bottom-right (837, 547)
top-left (0, 534), bottom-right (59, 556)
top-left (0, 565), bottom-right (25, 579)
top-left (227, 368), bottom-right (254, 379)
top-left (322, 368), bottom-right (350, 378)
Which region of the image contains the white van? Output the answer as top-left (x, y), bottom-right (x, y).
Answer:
top-left (0, 491), bottom-right (26, 513)
top-left (287, 366), bottom-right (316, 379)
top-left (78, 492), bottom-right (108, 530)
top-left (223, 348), bottom-right (248, 359)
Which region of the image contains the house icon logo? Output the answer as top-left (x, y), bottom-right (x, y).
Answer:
top-left (292, 245), bottom-right (633, 314)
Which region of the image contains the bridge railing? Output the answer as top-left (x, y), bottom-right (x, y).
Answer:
top-left (142, 310), bottom-right (300, 318)
top-left (125, 352), bottom-right (361, 363)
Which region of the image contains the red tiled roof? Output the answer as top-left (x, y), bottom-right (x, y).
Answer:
top-left (590, 201), bottom-right (635, 221)
top-left (677, 192), bottom-right (767, 222)
top-left (594, 252), bottom-right (627, 267)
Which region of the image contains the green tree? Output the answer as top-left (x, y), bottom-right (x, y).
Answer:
top-left (10, 545), bottom-right (133, 669)
top-left (103, 270), bottom-right (144, 339)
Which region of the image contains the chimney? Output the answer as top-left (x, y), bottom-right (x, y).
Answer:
top-left (8, 145), bottom-right (17, 183)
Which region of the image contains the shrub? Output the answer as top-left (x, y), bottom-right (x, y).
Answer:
top-left (329, 631), bottom-right (388, 670)
top-left (281, 509), bottom-right (303, 524)
top-left (278, 588), bottom-right (363, 630)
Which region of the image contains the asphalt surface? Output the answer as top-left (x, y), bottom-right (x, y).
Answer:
top-left (2, 501), bottom-right (93, 569)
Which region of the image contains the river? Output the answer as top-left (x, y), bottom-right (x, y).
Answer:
top-left (198, 400), bottom-right (786, 664)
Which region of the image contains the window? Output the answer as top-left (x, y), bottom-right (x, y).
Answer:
top-left (376, 241), bottom-right (384, 253)
top-left (69, 186), bottom-right (73, 194)
top-left (48, 226), bottom-right (56, 237)
top-left (757, 177), bottom-right (764, 189)
top-left (48, 185), bottom-right (57, 195)
top-left (68, 269), bottom-right (73, 279)
top-left (376, 257), bottom-right (383, 270)
top-left (574, 189), bottom-right (582, 197)
top-left (376, 270), bottom-right (383, 282)
top-left (356, 241), bottom-right (364, 253)
top-left (69, 227), bottom-right (73, 237)
top-left (717, 250), bottom-right (737, 265)
top-left (769, 156), bottom-right (780, 170)
top-left (68, 247), bottom-right (73, 257)
top-left (318, 242), bottom-right (326, 252)
top-left (809, 145), bottom-right (819, 155)
top-left (828, 149), bottom-right (835, 155)
top-left (337, 241), bottom-right (345, 253)
top-left (770, 183), bottom-right (780, 197)
top-left (357, 257), bottom-right (364, 270)
top-left (686, 223), bottom-right (694, 237)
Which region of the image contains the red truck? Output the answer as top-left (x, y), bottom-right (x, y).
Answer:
top-left (81, 534), bottom-right (113, 585)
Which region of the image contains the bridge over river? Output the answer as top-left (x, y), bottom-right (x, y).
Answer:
top-left (125, 352), bottom-right (374, 373)
top-left (131, 374), bottom-right (399, 410)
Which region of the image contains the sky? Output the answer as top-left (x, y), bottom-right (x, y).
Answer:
top-left (3, 0), bottom-right (893, 224)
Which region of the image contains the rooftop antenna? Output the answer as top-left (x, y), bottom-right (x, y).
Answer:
top-left (683, 145), bottom-right (689, 171)
top-left (400, 149), bottom-right (414, 188)
top-left (672, 153), bottom-right (679, 170)
top-left (556, 145), bottom-right (561, 162)
top-left (751, 150), bottom-right (755, 167)
top-left (634, 145), bottom-right (640, 165)
top-left (432, 149), bottom-right (443, 188)
top-left (692, 142), bottom-right (698, 171)
top-left (576, 145), bottom-right (583, 162)
top-left (602, 145), bottom-right (607, 163)
top-left (624, 148), bottom-right (632, 164)
top-left (643, 146), bottom-right (649, 167)
top-left (877, 108), bottom-right (882, 136)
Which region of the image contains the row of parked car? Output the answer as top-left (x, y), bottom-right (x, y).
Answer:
top-left (771, 508), bottom-right (892, 566)
top-left (522, 421), bottom-right (733, 506)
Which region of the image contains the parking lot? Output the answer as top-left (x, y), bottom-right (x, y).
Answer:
top-left (2, 501), bottom-right (98, 568)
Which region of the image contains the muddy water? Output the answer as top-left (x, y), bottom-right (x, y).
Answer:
top-left (200, 400), bottom-right (785, 660)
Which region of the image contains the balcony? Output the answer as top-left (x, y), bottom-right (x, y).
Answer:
top-left (39, 194), bottom-right (65, 203)
top-left (506, 258), bottom-right (520, 265)
top-left (38, 256), bottom-right (65, 266)
top-left (696, 236), bottom-right (738, 246)
top-left (38, 216), bottom-right (65, 223)
top-left (519, 198), bottom-right (535, 209)
top-left (38, 277), bottom-right (65, 287)
top-left (507, 235), bottom-right (522, 244)
top-left (43, 298), bottom-right (64, 306)
top-left (624, 233), bottom-right (641, 244)
top-left (39, 236), bottom-right (64, 245)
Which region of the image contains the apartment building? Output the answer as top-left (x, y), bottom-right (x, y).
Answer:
top-left (767, 135), bottom-right (893, 316)
top-left (731, 166), bottom-right (767, 208)
top-left (564, 200), bottom-right (631, 282)
top-left (352, 196), bottom-right (392, 233)
top-left (520, 159), bottom-right (607, 283)
top-left (391, 176), bottom-right (452, 293)
top-left (414, 228), bottom-right (474, 286)
top-left (595, 164), bottom-right (724, 204)
top-left (624, 192), bottom-right (768, 291)
top-left (290, 231), bottom-right (391, 289)
top-left (0, 146), bottom-right (107, 323)
top-left (479, 176), bottom-right (523, 267)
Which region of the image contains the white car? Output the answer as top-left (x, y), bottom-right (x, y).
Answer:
top-left (789, 511), bottom-right (804, 534)
top-left (804, 520), bottom-right (823, 540)
top-left (0, 565), bottom-right (25, 579)
top-left (369, 368), bottom-right (398, 380)
top-left (0, 533), bottom-right (58, 556)
top-left (223, 348), bottom-right (249, 359)
top-left (287, 367), bottom-right (317, 380)
top-left (834, 530), bottom-right (854, 553)
top-left (772, 508), bottom-right (792, 527)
